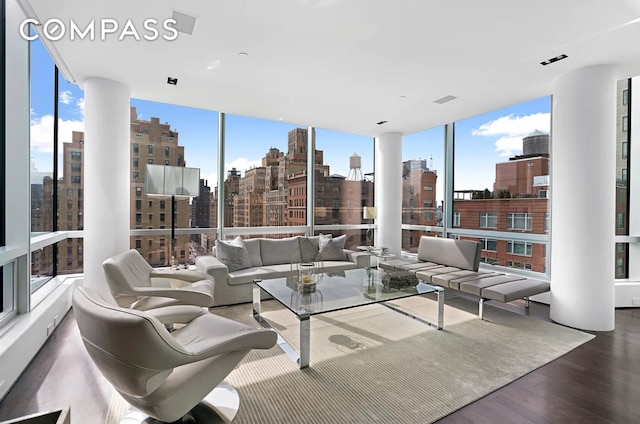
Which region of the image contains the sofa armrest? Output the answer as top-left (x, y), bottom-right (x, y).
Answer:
top-left (344, 249), bottom-right (370, 268)
top-left (196, 255), bottom-right (229, 285)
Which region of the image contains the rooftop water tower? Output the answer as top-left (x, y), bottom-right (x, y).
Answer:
top-left (347, 153), bottom-right (363, 180)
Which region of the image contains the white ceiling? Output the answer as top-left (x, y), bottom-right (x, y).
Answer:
top-left (17, 0), bottom-right (640, 136)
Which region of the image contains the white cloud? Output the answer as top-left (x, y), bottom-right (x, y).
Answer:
top-left (494, 136), bottom-right (526, 157)
top-left (30, 114), bottom-right (85, 153)
top-left (225, 157), bottom-right (262, 175)
top-left (202, 171), bottom-right (218, 190)
top-left (76, 97), bottom-right (85, 116)
top-left (59, 90), bottom-right (74, 105)
top-left (472, 112), bottom-right (550, 156)
top-left (472, 112), bottom-right (550, 137)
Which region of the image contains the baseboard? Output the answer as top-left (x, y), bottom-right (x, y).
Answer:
top-left (0, 277), bottom-right (78, 401)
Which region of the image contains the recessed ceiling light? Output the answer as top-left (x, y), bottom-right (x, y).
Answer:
top-left (239, 52), bottom-right (249, 57)
top-left (434, 95), bottom-right (457, 104)
top-left (167, 77), bottom-right (178, 85)
top-left (540, 54), bottom-right (568, 66)
top-left (206, 60), bottom-right (221, 70)
top-left (376, 120), bottom-right (388, 125)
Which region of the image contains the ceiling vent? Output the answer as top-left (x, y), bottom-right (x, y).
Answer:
top-left (376, 120), bottom-right (388, 125)
top-left (434, 95), bottom-right (457, 104)
top-left (172, 11), bottom-right (197, 35)
top-left (167, 77), bottom-right (178, 85)
top-left (540, 54), bottom-right (568, 66)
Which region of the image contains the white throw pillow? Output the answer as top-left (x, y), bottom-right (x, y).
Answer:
top-left (318, 234), bottom-right (347, 261)
top-left (216, 237), bottom-right (252, 272)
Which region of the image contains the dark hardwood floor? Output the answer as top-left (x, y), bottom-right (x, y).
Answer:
top-left (0, 300), bottom-right (638, 423)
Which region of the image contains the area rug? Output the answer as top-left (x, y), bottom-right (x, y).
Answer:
top-left (106, 296), bottom-right (594, 424)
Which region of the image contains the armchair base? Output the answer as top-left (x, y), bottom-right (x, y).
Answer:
top-left (120, 382), bottom-right (239, 424)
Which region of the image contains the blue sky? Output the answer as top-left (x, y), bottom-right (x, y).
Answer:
top-left (29, 37), bottom-right (551, 202)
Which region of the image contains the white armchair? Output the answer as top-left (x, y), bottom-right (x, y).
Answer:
top-left (72, 287), bottom-right (277, 423)
top-left (103, 249), bottom-right (215, 310)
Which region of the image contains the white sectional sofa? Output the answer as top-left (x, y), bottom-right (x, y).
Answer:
top-left (196, 235), bottom-right (369, 306)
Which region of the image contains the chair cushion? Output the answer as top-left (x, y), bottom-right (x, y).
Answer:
top-left (459, 275), bottom-right (526, 297)
top-left (431, 270), bottom-right (498, 290)
top-left (417, 236), bottom-right (481, 271)
top-left (318, 234), bottom-right (347, 261)
top-left (415, 266), bottom-right (462, 282)
top-left (481, 279), bottom-right (551, 302)
top-left (216, 237), bottom-right (252, 271)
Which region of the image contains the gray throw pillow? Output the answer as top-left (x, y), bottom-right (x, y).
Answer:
top-left (318, 234), bottom-right (347, 261)
top-left (298, 236), bottom-right (327, 263)
top-left (216, 237), bottom-right (252, 272)
top-left (260, 237), bottom-right (302, 265)
top-left (243, 238), bottom-right (263, 267)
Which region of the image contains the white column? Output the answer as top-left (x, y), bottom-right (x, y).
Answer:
top-left (550, 65), bottom-right (617, 331)
top-left (83, 78), bottom-right (130, 300)
top-left (375, 132), bottom-right (402, 256)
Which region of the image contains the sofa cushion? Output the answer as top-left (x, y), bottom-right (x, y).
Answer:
top-left (215, 237), bottom-right (252, 272)
top-left (228, 264), bottom-right (295, 285)
top-left (260, 237), bottom-right (302, 265)
top-left (243, 238), bottom-right (263, 267)
top-left (318, 234), bottom-right (347, 261)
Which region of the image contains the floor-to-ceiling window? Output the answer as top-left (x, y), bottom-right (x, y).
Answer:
top-left (401, 126), bottom-right (445, 253)
top-left (129, 100), bottom-right (218, 267)
top-left (615, 78), bottom-right (631, 278)
top-left (452, 97), bottom-right (551, 274)
top-left (314, 129), bottom-right (374, 250)
top-left (223, 114), bottom-right (303, 239)
top-left (55, 70), bottom-right (85, 275)
top-left (29, 35), bottom-right (56, 290)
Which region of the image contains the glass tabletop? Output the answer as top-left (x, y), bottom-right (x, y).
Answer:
top-left (254, 268), bottom-right (437, 317)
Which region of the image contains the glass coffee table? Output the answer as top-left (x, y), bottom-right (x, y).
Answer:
top-left (252, 267), bottom-right (443, 369)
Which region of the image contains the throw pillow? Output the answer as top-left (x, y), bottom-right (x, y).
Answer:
top-left (216, 237), bottom-right (252, 272)
top-left (260, 237), bottom-right (302, 265)
top-left (298, 236), bottom-right (328, 263)
top-left (243, 238), bottom-right (263, 267)
top-left (317, 234), bottom-right (347, 261)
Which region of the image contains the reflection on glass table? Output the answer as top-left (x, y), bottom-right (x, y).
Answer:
top-left (252, 268), bottom-right (443, 369)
